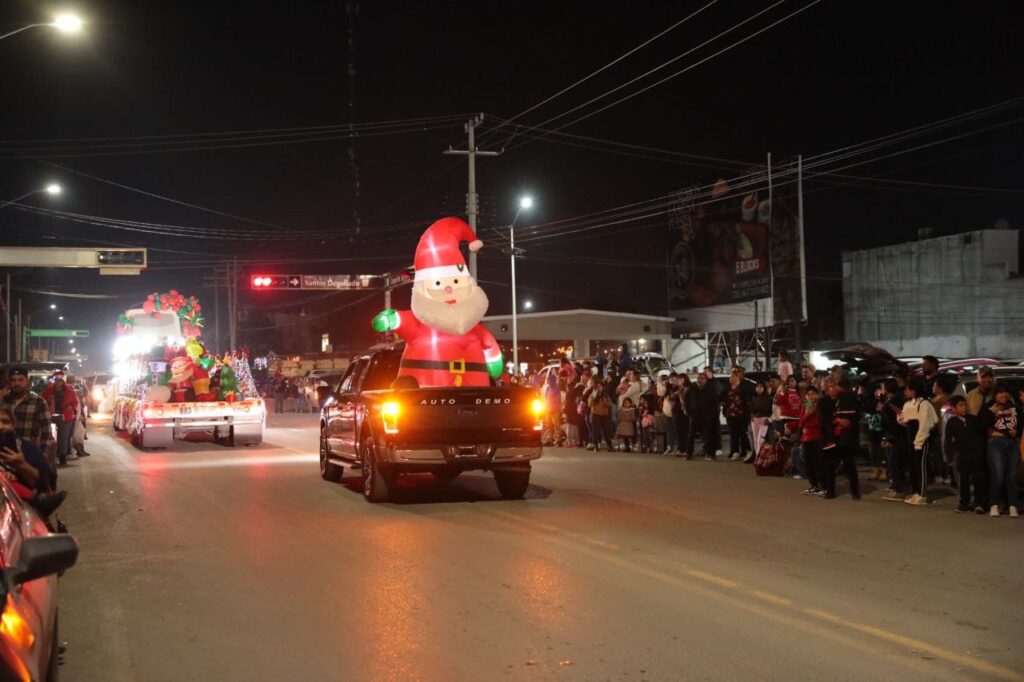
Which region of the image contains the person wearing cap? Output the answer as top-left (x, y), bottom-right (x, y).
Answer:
top-left (42, 370), bottom-right (80, 466)
top-left (0, 367), bottom-right (55, 460)
top-left (372, 217), bottom-right (502, 388)
top-left (966, 367), bottom-right (997, 416)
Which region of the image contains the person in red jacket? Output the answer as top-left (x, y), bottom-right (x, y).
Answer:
top-left (41, 370), bottom-right (79, 466)
top-left (774, 375), bottom-right (802, 440)
top-left (798, 386), bottom-right (825, 496)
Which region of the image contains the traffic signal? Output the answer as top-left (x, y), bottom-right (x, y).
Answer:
top-left (250, 274), bottom-right (289, 289)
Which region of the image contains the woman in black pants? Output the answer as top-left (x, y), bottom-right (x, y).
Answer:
top-left (722, 373), bottom-right (751, 461)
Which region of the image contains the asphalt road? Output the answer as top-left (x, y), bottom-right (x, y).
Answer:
top-left (55, 413), bottom-right (1023, 681)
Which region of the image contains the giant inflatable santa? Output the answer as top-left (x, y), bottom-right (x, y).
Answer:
top-left (372, 217), bottom-right (503, 387)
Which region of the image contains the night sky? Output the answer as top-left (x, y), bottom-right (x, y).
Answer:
top-left (2, 0), bottom-right (1022, 370)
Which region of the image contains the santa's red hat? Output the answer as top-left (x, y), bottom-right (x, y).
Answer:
top-left (413, 217), bottom-right (482, 282)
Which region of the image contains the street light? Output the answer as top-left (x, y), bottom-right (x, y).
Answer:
top-left (523, 300), bottom-right (534, 310)
top-left (0, 13), bottom-right (84, 41)
top-left (58, 316), bottom-right (64, 321)
top-left (0, 183), bottom-right (65, 210)
top-left (49, 304), bottom-right (57, 310)
top-left (52, 14), bottom-right (83, 33)
top-left (509, 195), bottom-right (534, 375)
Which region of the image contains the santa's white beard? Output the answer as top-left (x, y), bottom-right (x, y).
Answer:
top-left (411, 283), bottom-right (489, 336)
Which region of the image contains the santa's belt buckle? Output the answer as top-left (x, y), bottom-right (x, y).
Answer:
top-left (449, 359), bottom-right (467, 374)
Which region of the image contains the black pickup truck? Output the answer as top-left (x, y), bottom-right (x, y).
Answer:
top-left (318, 347), bottom-right (544, 502)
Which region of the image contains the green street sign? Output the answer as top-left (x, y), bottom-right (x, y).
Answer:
top-left (26, 329), bottom-right (90, 338)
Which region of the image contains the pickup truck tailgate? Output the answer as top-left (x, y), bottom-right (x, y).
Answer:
top-left (365, 386), bottom-right (541, 446)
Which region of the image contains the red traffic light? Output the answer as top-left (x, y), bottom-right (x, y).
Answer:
top-left (251, 275), bottom-right (289, 289)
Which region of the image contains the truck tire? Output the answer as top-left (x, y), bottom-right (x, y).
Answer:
top-left (319, 426), bottom-right (343, 482)
top-left (360, 435), bottom-right (392, 503)
top-left (431, 467), bottom-right (461, 483)
top-left (494, 468), bottom-right (530, 499)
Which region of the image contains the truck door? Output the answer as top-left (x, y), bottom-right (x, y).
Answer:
top-left (327, 358), bottom-right (366, 456)
top-left (335, 357), bottom-right (369, 456)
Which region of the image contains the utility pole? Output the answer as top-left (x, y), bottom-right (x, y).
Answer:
top-left (443, 114), bottom-right (501, 279)
top-left (4, 273), bottom-right (10, 363)
top-left (229, 257), bottom-right (238, 351)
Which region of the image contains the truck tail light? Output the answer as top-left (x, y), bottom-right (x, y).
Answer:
top-left (531, 399), bottom-right (545, 431)
top-left (381, 401), bottom-right (400, 434)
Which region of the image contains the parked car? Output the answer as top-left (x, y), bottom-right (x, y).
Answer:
top-left (0, 476), bottom-right (79, 682)
top-left (319, 346), bottom-right (543, 502)
top-left (85, 373), bottom-right (115, 413)
top-left (307, 370), bottom-right (346, 408)
top-left (818, 345), bottom-right (908, 383)
top-left (952, 367), bottom-right (1024, 399)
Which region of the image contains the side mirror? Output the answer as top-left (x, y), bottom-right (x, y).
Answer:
top-left (4, 535), bottom-right (79, 589)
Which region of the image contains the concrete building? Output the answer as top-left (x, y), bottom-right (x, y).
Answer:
top-left (481, 309), bottom-right (675, 362)
top-left (842, 229), bottom-right (1024, 358)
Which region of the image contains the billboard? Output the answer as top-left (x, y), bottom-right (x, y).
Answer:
top-left (668, 162), bottom-right (804, 333)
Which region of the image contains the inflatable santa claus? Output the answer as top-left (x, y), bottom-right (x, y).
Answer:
top-left (372, 217), bottom-right (503, 387)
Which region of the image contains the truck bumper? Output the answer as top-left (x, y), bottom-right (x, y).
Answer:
top-left (382, 443), bottom-right (542, 468)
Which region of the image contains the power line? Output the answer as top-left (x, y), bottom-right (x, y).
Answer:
top-left (2, 122), bottom-right (463, 159)
top-left (504, 0), bottom-right (794, 144)
top-left (479, 0), bottom-right (720, 147)
top-left (0, 113), bottom-right (470, 146)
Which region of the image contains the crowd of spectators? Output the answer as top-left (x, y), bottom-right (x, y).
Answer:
top-left (0, 368), bottom-right (83, 523)
top-left (517, 351), bottom-right (1022, 518)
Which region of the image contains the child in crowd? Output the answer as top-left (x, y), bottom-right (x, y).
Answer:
top-left (747, 380), bottom-right (773, 462)
top-left (943, 395), bottom-right (987, 513)
top-left (798, 386), bottom-right (824, 495)
top-left (865, 389), bottom-right (886, 481)
top-left (616, 398), bottom-right (637, 452)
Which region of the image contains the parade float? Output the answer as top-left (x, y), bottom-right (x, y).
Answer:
top-left (111, 291), bottom-right (264, 448)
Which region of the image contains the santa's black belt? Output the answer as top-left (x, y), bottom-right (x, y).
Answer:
top-left (400, 358), bottom-right (488, 374)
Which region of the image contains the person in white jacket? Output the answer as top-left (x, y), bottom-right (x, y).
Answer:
top-left (899, 384), bottom-right (939, 506)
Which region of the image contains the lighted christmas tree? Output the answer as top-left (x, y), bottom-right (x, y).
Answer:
top-left (231, 352), bottom-right (258, 399)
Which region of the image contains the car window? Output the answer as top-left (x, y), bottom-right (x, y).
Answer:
top-left (338, 358), bottom-right (369, 395)
top-left (361, 353), bottom-right (402, 391)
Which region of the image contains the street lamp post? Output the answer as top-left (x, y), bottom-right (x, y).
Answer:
top-left (2, 183), bottom-right (62, 361)
top-left (509, 196), bottom-right (533, 375)
top-left (0, 14), bottom-right (83, 41)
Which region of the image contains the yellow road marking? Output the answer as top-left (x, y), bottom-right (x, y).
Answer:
top-left (482, 508), bottom-right (1024, 681)
top-left (805, 609), bottom-right (1023, 681)
top-left (685, 568), bottom-right (739, 589)
top-left (750, 590), bottom-right (791, 606)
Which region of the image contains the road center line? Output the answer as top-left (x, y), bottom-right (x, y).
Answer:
top-left (482, 508), bottom-right (1022, 681)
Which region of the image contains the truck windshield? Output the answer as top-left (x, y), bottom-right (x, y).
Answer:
top-left (361, 353), bottom-right (402, 391)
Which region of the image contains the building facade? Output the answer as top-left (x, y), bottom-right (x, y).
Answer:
top-left (842, 229), bottom-right (1024, 358)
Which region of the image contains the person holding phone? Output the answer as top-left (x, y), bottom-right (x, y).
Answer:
top-left (0, 406), bottom-right (65, 517)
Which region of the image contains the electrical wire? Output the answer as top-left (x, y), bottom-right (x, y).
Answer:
top-left (0, 113), bottom-right (470, 146)
top-left (1, 122), bottom-right (464, 159)
top-left (478, 0), bottom-right (720, 147)
top-left (503, 0), bottom-right (794, 145)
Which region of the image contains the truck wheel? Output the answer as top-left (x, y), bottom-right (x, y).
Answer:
top-left (360, 435), bottom-right (392, 503)
top-left (319, 426), bottom-right (343, 482)
top-left (494, 468), bottom-right (531, 499)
